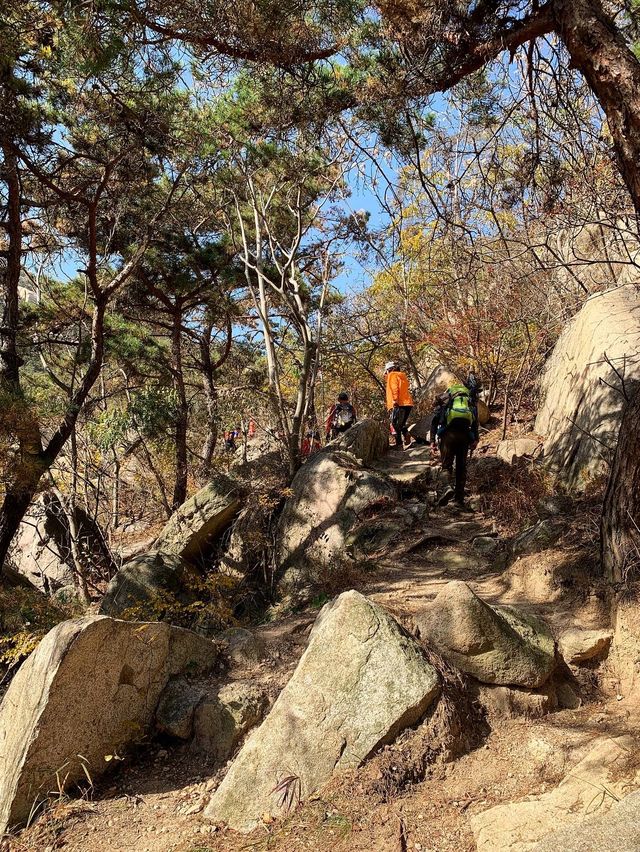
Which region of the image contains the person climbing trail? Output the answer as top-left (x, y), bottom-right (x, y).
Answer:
top-left (431, 380), bottom-right (478, 509)
top-left (325, 392), bottom-right (357, 441)
top-left (384, 361), bottom-right (414, 450)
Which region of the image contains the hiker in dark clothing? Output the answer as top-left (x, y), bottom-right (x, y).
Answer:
top-left (325, 392), bottom-right (357, 442)
top-left (430, 382), bottom-right (479, 509)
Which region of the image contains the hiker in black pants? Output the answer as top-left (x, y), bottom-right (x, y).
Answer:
top-left (430, 382), bottom-right (479, 509)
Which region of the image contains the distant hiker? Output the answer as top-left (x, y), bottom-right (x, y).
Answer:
top-left (325, 392), bottom-right (357, 441)
top-left (248, 418), bottom-right (256, 439)
top-left (430, 381), bottom-right (478, 509)
top-left (224, 428), bottom-right (237, 452)
top-left (301, 424), bottom-right (322, 459)
top-left (384, 361), bottom-right (414, 449)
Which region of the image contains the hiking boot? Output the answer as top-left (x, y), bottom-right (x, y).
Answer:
top-left (454, 499), bottom-right (474, 513)
top-left (437, 486), bottom-right (455, 507)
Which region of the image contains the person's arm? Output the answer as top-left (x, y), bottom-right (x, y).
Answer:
top-left (390, 373), bottom-right (400, 406)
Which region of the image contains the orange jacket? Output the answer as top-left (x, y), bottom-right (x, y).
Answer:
top-left (385, 370), bottom-right (414, 409)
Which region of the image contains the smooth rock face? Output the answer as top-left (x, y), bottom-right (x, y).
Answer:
top-left (414, 581), bottom-right (556, 688)
top-left (204, 591), bottom-right (440, 831)
top-left (193, 682), bottom-right (269, 763)
top-left (512, 519), bottom-right (564, 557)
top-left (535, 285), bottom-right (640, 488)
top-left (99, 551), bottom-right (200, 617)
top-left (153, 474), bottom-right (242, 562)
top-left (275, 447), bottom-right (395, 596)
top-left (558, 628), bottom-right (612, 665)
top-left (533, 788), bottom-right (640, 852)
top-left (471, 736), bottom-right (640, 852)
top-left (496, 438), bottom-right (542, 466)
top-left (0, 616), bottom-right (217, 833)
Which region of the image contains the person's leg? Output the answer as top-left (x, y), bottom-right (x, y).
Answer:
top-left (390, 407), bottom-right (403, 447)
top-left (453, 432), bottom-right (470, 504)
top-left (400, 405), bottom-right (413, 443)
top-left (437, 430), bottom-right (455, 505)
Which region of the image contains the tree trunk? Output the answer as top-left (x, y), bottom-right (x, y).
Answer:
top-left (601, 386), bottom-right (640, 583)
top-left (553, 0), bottom-right (640, 219)
top-left (171, 302), bottom-right (188, 510)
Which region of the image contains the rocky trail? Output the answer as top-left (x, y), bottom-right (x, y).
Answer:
top-left (5, 436), bottom-right (632, 852)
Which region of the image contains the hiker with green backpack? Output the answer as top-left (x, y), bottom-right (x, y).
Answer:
top-left (430, 381), bottom-right (479, 510)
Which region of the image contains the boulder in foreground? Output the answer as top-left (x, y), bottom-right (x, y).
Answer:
top-left (0, 616), bottom-right (217, 834)
top-left (204, 590), bottom-right (439, 831)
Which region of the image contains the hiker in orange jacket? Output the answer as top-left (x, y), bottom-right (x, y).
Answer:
top-left (384, 361), bottom-right (414, 449)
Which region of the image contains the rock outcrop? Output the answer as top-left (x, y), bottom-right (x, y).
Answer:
top-left (99, 551), bottom-right (200, 617)
top-left (0, 616), bottom-right (218, 834)
top-left (414, 581), bottom-right (556, 688)
top-left (496, 437), bottom-right (542, 466)
top-left (535, 285), bottom-right (640, 488)
top-left (471, 736), bottom-right (640, 851)
top-left (9, 492), bottom-right (113, 594)
top-left (153, 473), bottom-right (243, 563)
top-left (558, 627), bottom-right (612, 665)
top-left (276, 421), bottom-right (395, 597)
top-left (511, 519), bottom-right (564, 557)
top-left (327, 417), bottom-right (388, 465)
top-left (204, 591), bottom-right (440, 831)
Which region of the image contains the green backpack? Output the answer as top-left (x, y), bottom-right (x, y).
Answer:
top-left (445, 384), bottom-right (474, 426)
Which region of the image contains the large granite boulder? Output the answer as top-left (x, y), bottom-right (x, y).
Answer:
top-left (204, 591), bottom-right (440, 831)
top-left (99, 551), bottom-right (200, 617)
top-left (535, 285), bottom-right (640, 488)
top-left (153, 473), bottom-right (243, 563)
top-left (413, 581), bottom-right (556, 688)
top-left (9, 493), bottom-right (113, 594)
top-left (275, 444), bottom-right (396, 597)
top-left (0, 616), bottom-right (217, 833)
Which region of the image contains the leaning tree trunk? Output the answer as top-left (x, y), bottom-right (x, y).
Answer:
top-left (171, 304), bottom-right (189, 510)
top-left (554, 0), bottom-right (640, 220)
top-left (601, 386), bottom-right (640, 584)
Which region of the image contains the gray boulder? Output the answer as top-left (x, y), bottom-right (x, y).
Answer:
top-left (328, 418), bottom-right (388, 465)
top-left (0, 616), bottom-right (217, 833)
top-left (496, 437), bottom-right (542, 465)
top-left (221, 628), bottom-right (265, 666)
top-left (99, 551), bottom-right (200, 617)
top-left (193, 682), bottom-right (269, 762)
top-left (535, 284), bottom-right (640, 489)
top-left (512, 519), bottom-right (564, 556)
top-left (413, 581), bottom-right (556, 688)
top-left (153, 473), bottom-right (243, 562)
top-left (275, 436), bottom-right (395, 597)
top-left (155, 678), bottom-right (207, 739)
top-left (204, 591), bottom-right (440, 831)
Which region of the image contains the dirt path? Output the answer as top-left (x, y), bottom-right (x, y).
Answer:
top-left (7, 445), bottom-right (623, 852)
